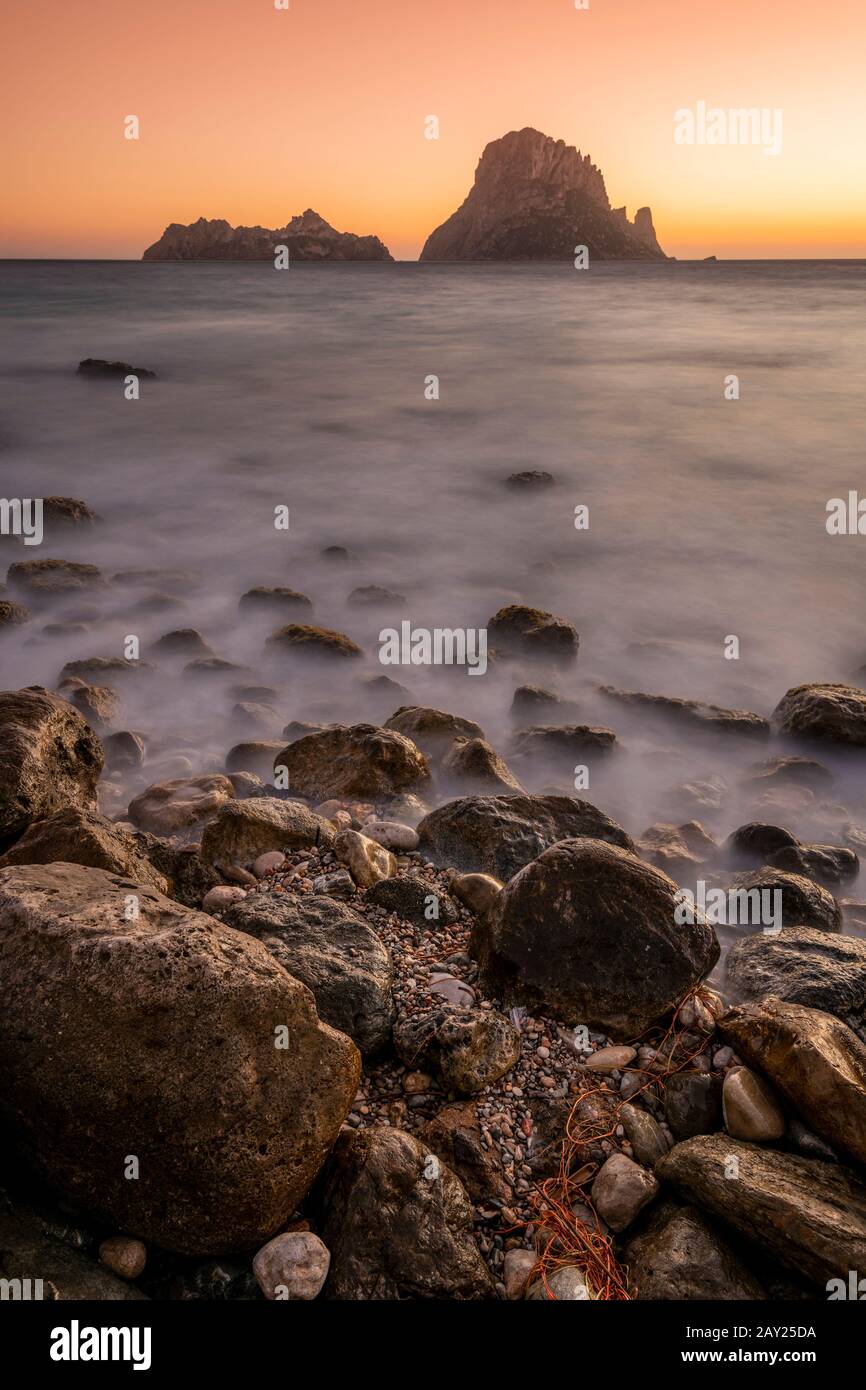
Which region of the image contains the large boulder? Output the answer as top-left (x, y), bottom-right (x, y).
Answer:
top-left (319, 1127), bottom-right (494, 1299)
top-left (487, 605), bottom-right (578, 662)
top-left (385, 706), bottom-right (485, 760)
top-left (224, 892), bottom-right (395, 1056)
top-left (417, 793), bottom-right (634, 881)
top-left (0, 863), bottom-right (360, 1255)
top-left (127, 774), bottom-right (235, 835)
top-left (657, 1134), bottom-right (866, 1287)
top-left (225, 740), bottom-right (286, 779)
top-left (275, 724), bottom-right (430, 802)
top-left (772, 683), bottom-right (866, 745)
top-left (200, 797), bottom-right (335, 868)
top-left (725, 926), bottom-right (866, 1044)
top-left (0, 805), bottom-right (168, 892)
top-left (441, 737), bottom-right (523, 793)
top-left (0, 688), bottom-right (103, 844)
top-left (472, 838), bottom-right (719, 1036)
top-left (599, 687), bottom-right (769, 739)
top-left (6, 558), bottom-right (104, 599)
top-left (266, 624), bottom-right (362, 660)
top-left (729, 867), bottom-right (842, 933)
top-left (718, 997), bottom-right (866, 1167)
top-left (622, 1202), bottom-right (766, 1300)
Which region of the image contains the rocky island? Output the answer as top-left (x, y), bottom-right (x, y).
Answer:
top-left (142, 209), bottom-right (393, 261)
top-left (421, 127), bottom-right (666, 261)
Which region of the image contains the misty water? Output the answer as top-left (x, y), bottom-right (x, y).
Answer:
top-left (2, 258), bottom-right (866, 936)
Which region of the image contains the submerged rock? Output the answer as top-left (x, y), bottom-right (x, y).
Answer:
top-left (7, 558), bottom-right (105, 599)
top-left (487, 604), bottom-right (578, 662)
top-left (473, 838), bottom-right (719, 1036)
top-left (599, 686), bottom-right (769, 739)
top-left (771, 682), bottom-right (866, 746)
top-left (127, 774), bottom-right (235, 835)
top-left (266, 623), bottom-right (362, 660)
top-left (78, 357), bottom-right (156, 378)
top-left (729, 867), bottom-right (842, 933)
top-left (725, 926), bottom-right (866, 1043)
top-left (385, 705), bottom-right (485, 760)
top-left (441, 736), bottom-right (523, 793)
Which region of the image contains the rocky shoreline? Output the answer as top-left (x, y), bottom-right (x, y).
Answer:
top-left (3, 510), bottom-right (866, 1301)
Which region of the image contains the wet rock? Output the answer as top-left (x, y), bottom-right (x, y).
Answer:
top-left (385, 705), bottom-right (485, 760)
top-left (664, 1073), bottom-right (723, 1140)
top-left (591, 1153), bottom-right (659, 1232)
top-left (766, 842), bottom-right (859, 888)
top-left (59, 656), bottom-right (153, 683)
top-left (183, 657), bottom-right (249, 679)
top-left (62, 681), bottom-right (120, 731)
top-left (423, 1102), bottom-right (512, 1203)
top-left (620, 1103), bottom-right (671, 1167)
top-left (239, 586), bottom-right (313, 613)
top-left (0, 599), bottom-right (30, 627)
top-left (0, 1205), bottom-right (148, 1300)
top-left (266, 623), bottom-right (362, 660)
top-left (504, 469), bottom-right (554, 489)
top-left (729, 867), bottom-right (842, 933)
top-left (319, 1127), bottom-right (494, 1299)
top-left (623, 1203), bottom-right (766, 1300)
top-left (725, 926), bottom-right (866, 1043)
top-left (510, 685), bottom-right (573, 719)
top-left (347, 585), bottom-right (407, 607)
top-left (224, 892), bottom-right (394, 1056)
top-left (276, 723), bottom-right (431, 802)
top-left (0, 687), bottom-right (103, 843)
top-left (200, 797), bottom-right (334, 867)
top-left (334, 827), bottom-right (396, 888)
top-left (0, 805), bottom-right (168, 892)
top-left (449, 871), bottom-right (503, 916)
top-left (7, 558), bottom-right (105, 599)
top-left (394, 1004), bottom-right (520, 1094)
top-left (77, 357), bottom-right (156, 378)
top-left (487, 604), bottom-right (578, 663)
top-left (418, 792), bottom-right (634, 880)
top-left (230, 701), bottom-right (279, 736)
top-left (41, 495), bottom-right (100, 527)
top-left (225, 740), bottom-right (286, 779)
top-left (722, 1066), bottom-right (785, 1142)
top-left (0, 862), bottom-right (360, 1255)
top-left (149, 628), bottom-right (213, 659)
top-left (741, 756), bottom-right (833, 793)
top-left (511, 724), bottom-right (617, 759)
top-left (312, 869), bottom-right (356, 899)
top-left (724, 822), bottom-right (799, 865)
top-left (657, 1134), bottom-right (866, 1287)
top-left (103, 729), bottom-right (145, 771)
top-left (636, 821), bottom-right (717, 874)
top-left (113, 567), bottom-right (200, 593)
top-left (99, 1236), bottom-right (147, 1281)
top-left (772, 682), bottom-right (866, 746)
top-left (253, 1231), bottom-right (330, 1300)
top-left (473, 838), bottom-right (719, 1037)
top-left (718, 997), bottom-right (866, 1167)
top-left (442, 736), bottom-right (523, 793)
top-left (365, 874), bottom-right (458, 928)
top-left (599, 686), bottom-right (769, 738)
top-left (127, 773), bottom-right (235, 835)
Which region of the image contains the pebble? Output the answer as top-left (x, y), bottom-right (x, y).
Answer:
top-left (252, 851), bottom-right (286, 878)
top-left (503, 1248), bottom-right (537, 1299)
top-left (722, 1065), bottom-right (786, 1142)
top-left (202, 885), bottom-right (246, 913)
top-left (584, 1045), bottom-right (636, 1072)
top-left (252, 1231), bottom-right (331, 1301)
top-left (99, 1236), bottom-right (147, 1281)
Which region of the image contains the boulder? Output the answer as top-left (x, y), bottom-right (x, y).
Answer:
top-left (663, 1073), bottom-right (723, 1141)
top-left (620, 1103), bottom-right (671, 1168)
top-left (526, 1267), bottom-right (590, 1300)
top-left (224, 892), bottom-right (394, 1056)
top-left (487, 604), bottom-right (578, 662)
top-left (473, 838), bottom-right (719, 1036)
top-left (200, 797), bottom-right (334, 867)
top-left (127, 774), bottom-right (235, 835)
top-left (657, 1134), bottom-right (866, 1287)
top-left (276, 724), bottom-right (430, 802)
top-left (742, 756), bottom-right (833, 793)
top-left (59, 656), bottom-right (153, 683)
top-left (725, 926), bottom-right (866, 1043)
top-left (6, 558), bottom-right (105, 599)
top-left (718, 997), bottom-right (866, 1167)
top-left (347, 585), bottom-right (406, 608)
top-left (418, 793), bottom-right (634, 881)
top-left (0, 599), bottom-right (30, 628)
top-left (441, 736), bottom-right (523, 793)
top-left (0, 862), bottom-right (360, 1255)
top-left (599, 687), bottom-right (769, 739)
top-left (771, 682), bottom-right (866, 745)
top-left (64, 682), bottom-right (120, 730)
top-left (103, 730), bottom-right (145, 771)
top-left (225, 740), bottom-right (286, 779)
top-left (131, 834), bottom-right (221, 908)
top-left (729, 867), bottom-right (842, 933)
top-left (385, 705), bottom-right (484, 760)
top-left (393, 1003), bottom-right (520, 1094)
top-left (422, 1102), bottom-right (512, 1202)
top-left (766, 842), bottom-right (859, 888)
top-left (148, 628), bottom-right (213, 659)
top-left (365, 874), bottom-right (458, 928)
top-left (42, 496), bottom-right (100, 527)
top-left (449, 871), bottom-right (503, 916)
top-left (239, 586), bottom-right (313, 613)
top-left (0, 806), bottom-right (168, 892)
top-left (622, 1203), bottom-right (765, 1300)
top-left (362, 820), bottom-right (419, 851)
top-left (266, 623), bottom-right (362, 660)
top-left (722, 1066), bottom-right (785, 1142)
top-left (0, 687), bottom-right (103, 844)
top-left (590, 1153), bottom-right (659, 1232)
top-left (511, 724), bottom-right (617, 758)
top-left (334, 827), bottom-right (396, 888)
top-left (319, 1127), bottom-right (494, 1299)
top-left (724, 822), bottom-right (799, 865)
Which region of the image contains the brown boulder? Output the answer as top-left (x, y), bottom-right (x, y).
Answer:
top-left (276, 724), bottom-right (430, 802)
top-left (200, 797), bottom-right (335, 868)
top-left (127, 774), bottom-right (235, 835)
top-left (0, 805), bottom-right (168, 892)
top-left (0, 687), bottom-right (103, 844)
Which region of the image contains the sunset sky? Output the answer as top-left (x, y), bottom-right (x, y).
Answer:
top-left (2, 0), bottom-right (865, 260)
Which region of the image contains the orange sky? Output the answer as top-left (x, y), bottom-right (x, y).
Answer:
top-left (2, 0), bottom-right (865, 260)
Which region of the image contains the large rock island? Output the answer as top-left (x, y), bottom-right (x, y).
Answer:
top-left (420, 128), bottom-right (666, 261)
top-left (143, 209), bottom-right (392, 261)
